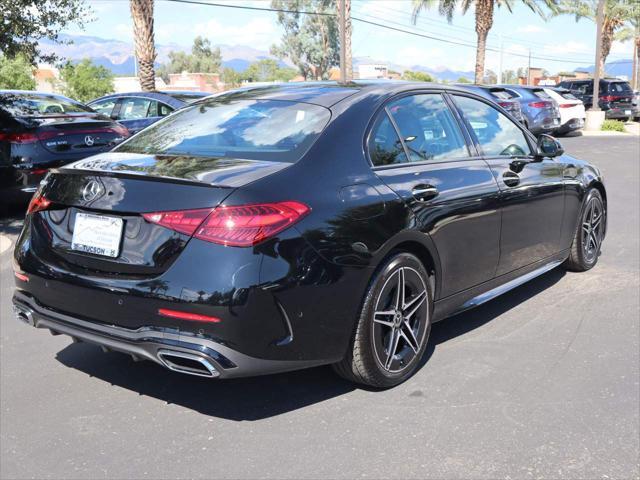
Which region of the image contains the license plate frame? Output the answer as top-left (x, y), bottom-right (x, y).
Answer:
top-left (71, 213), bottom-right (124, 258)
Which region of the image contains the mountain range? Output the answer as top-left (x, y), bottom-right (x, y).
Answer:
top-left (40, 34), bottom-right (633, 82)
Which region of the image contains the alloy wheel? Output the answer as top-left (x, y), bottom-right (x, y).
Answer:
top-left (372, 267), bottom-right (429, 373)
top-left (582, 196), bottom-right (604, 264)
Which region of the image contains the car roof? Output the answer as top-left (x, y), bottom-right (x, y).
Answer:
top-left (203, 81), bottom-right (496, 108)
top-left (89, 91), bottom-right (192, 108)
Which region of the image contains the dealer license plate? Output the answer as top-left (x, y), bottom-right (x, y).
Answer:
top-left (71, 213), bottom-right (123, 258)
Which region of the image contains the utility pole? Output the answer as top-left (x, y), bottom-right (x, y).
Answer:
top-left (498, 34), bottom-right (504, 84)
top-left (591, 0), bottom-right (605, 112)
top-left (338, 0), bottom-right (346, 83)
top-left (527, 49), bottom-right (531, 85)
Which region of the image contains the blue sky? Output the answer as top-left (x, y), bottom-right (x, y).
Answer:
top-left (71, 0), bottom-right (635, 74)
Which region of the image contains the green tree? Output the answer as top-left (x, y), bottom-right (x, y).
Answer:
top-left (412, 0), bottom-right (558, 84)
top-left (221, 67), bottom-right (243, 89)
top-left (0, 0), bottom-right (91, 65)
top-left (483, 68), bottom-right (497, 84)
top-left (243, 59), bottom-right (297, 82)
top-left (402, 70), bottom-right (435, 82)
top-left (456, 76), bottom-right (472, 83)
top-left (501, 69), bottom-right (517, 84)
top-left (270, 0), bottom-right (339, 80)
top-left (556, 0), bottom-right (637, 77)
top-left (0, 55), bottom-right (36, 90)
top-left (158, 36), bottom-right (222, 78)
top-left (59, 59), bottom-right (114, 102)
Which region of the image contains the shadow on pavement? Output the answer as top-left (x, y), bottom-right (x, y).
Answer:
top-left (55, 268), bottom-right (566, 421)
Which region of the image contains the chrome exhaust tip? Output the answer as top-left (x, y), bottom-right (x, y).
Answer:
top-left (13, 304), bottom-right (34, 326)
top-left (157, 350), bottom-right (220, 378)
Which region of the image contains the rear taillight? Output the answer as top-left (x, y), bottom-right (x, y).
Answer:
top-left (528, 101), bottom-right (550, 108)
top-left (112, 124), bottom-right (130, 137)
top-left (0, 131), bottom-right (59, 144)
top-left (142, 209), bottom-right (213, 236)
top-left (601, 95), bottom-right (622, 102)
top-left (143, 201), bottom-right (311, 247)
top-left (559, 104), bottom-right (574, 108)
top-left (498, 102), bottom-right (513, 109)
top-left (27, 192), bottom-right (51, 214)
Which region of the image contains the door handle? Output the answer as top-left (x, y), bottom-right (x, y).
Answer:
top-left (502, 171), bottom-right (520, 187)
top-left (412, 185), bottom-right (439, 202)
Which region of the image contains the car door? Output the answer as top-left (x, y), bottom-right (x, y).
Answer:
top-left (370, 91), bottom-right (501, 297)
top-left (450, 93), bottom-right (565, 276)
top-left (115, 96), bottom-right (156, 134)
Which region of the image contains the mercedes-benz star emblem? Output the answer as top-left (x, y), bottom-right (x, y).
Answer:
top-left (84, 135), bottom-right (95, 147)
top-left (82, 180), bottom-right (103, 202)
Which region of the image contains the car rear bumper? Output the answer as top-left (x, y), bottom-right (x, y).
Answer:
top-left (605, 107), bottom-right (636, 119)
top-left (555, 117), bottom-right (585, 134)
top-left (12, 290), bottom-right (326, 379)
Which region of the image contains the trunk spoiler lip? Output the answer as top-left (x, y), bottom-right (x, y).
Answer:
top-left (52, 167), bottom-right (234, 189)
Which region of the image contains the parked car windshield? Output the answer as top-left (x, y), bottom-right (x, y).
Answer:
top-left (0, 93), bottom-right (94, 117)
top-left (607, 82), bottom-right (632, 94)
top-left (116, 98), bottom-right (331, 162)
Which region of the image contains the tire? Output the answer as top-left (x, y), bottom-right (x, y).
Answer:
top-left (563, 188), bottom-right (606, 272)
top-left (333, 252), bottom-right (433, 388)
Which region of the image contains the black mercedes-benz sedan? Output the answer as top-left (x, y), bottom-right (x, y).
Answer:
top-left (0, 91), bottom-right (130, 211)
top-left (12, 82), bottom-right (607, 388)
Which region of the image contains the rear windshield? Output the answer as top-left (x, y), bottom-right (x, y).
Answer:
top-left (606, 82), bottom-right (632, 94)
top-left (532, 89), bottom-right (551, 99)
top-left (0, 93), bottom-right (93, 117)
top-left (489, 89), bottom-right (512, 100)
top-left (116, 98), bottom-right (331, 162)
top-left (559, 90), bottom-right (579, 100)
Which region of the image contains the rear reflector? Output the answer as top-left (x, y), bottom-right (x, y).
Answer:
top-left (27, 193), bottom-right (51, 214)
top-left (559, 104), bottom-right (575, 108)
top-left (158, 308), bottom-right (221, 323)
top-left (143, 201), bottom-right (311, 247)
top-left (14, 272), bottom-right (29, 282)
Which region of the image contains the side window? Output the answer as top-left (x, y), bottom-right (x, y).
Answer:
top-left (368, 113), bottom-right (408, 166)
top-left (453, 95), bottom-right (532, 157)
top-left (90, 98), bottom-right (117, 116)
top-left (386, 94), bottom-right (469, 163)
top-left (118, 97), bottom-right (152, 120)
top-left (158, 103), bottom-right (173, 117)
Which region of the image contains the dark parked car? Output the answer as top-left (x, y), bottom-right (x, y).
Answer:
top-left (557, 79), bottom-right (637, 121)
top-left (88, 91), bottom-right (211, 135)
top-left (454, 84), bottom-right (525, 123)
top-left (0, 91), bottom-right (129, 209)
top-left (495, 85), bottom-right (561, 135)
top-left (13, 82), bottom-right (606, 388)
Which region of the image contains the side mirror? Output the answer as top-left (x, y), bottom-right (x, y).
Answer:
top-left (536, 134), bottom-right (564, 158)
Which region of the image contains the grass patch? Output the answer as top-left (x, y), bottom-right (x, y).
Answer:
top-left (601, 119), bottom-right (626, 132)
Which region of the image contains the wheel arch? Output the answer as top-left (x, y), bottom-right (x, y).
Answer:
top-left (372, 231), bottom-right (442, 300)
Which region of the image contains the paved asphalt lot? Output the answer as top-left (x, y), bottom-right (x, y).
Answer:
top-left (1, 135), bottom-right (639, 480)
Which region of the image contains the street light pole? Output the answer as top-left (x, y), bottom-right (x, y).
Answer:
top-left (591, 0), bottom-right (605, 112)
top-left (338, 0), bottom-right (346, 83)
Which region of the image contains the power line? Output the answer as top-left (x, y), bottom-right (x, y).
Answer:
top-left (161, 0), bottom-right (630, 66)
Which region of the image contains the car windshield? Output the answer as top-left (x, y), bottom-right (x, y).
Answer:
top-left (0, 93), bottom-right (93, 116)
top-left (116, 98), bottom-right (331, 163)
top-left (489, 90), bottom-right (512, 100)
top-left (607, 82), bottom-right (632, 94)
top-left (532, 89), bottom-right (551, 100)
top-left (559, 90), bottom-right (579, 100)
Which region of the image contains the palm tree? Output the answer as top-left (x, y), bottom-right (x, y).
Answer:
top-left (614, 14), bottom-right (639, 90)
top-left (557, 0), bottom-right (637, 78)
top-left (412, 0), bottom-right (558, 84)
top-left (130, 0), bottom-right (156, 91)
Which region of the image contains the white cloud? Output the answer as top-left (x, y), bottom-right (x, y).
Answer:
top-left (610, 40), bottom-right (634, 56)
top-left (193, 17), bottom-right (279, 47)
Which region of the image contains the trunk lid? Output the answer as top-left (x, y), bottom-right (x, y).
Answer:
top-left (32, 152), bottom-right (289, 277)
top-left (24, 114), bottom-right (128, 155)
